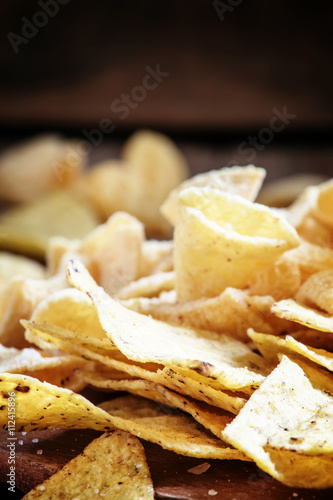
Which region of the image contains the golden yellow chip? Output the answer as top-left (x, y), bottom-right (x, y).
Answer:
top-left (100, 395), bottom-right (248, 460)
top-left (23, 430), bottom-right (154, 500)
top-left (24, 320), bottom-right (245, 414)
top-left (67, 259), bottom-right (268, 392)
top-left (31, 288), bottom-right (108, 340)
top-left (174, 187), bottom-right (300, 300)
top-left (0, 134), bottom-right (85, 203)
top-left (0, 272), bottom-right (66, 348)
top-left (140, 239), bottom-right (174, 276)
top-left (78, 370), bottom-right (235, 438)
top-left (222, 356), bottom-right (333, 488)
top-left (0, 252), bottom-right (45, 291)
top-left (0, 344), bottom-right (87, 391)
top-left (123, 287), bottom-right (292, 341)
top-left (290, 329), bottom-right (333, 351)
top-left (248, 329), bottom-right (333, 372)
top-left (272, 298), bottom-right (333, 332)
top-left (79, 130), bottom-right (189, 238)
top-left (295, 269), bottom-right (333, 315)
top-left (0, 373), bottom-right (114, 432)
top-left (248, 239), bottom-right (333, 300)
top-left (116, 271), bottom-right (175, 300)
top-left (0, 190), bottom-right (99, 258)
top-left (161, 165), bottom-right (266, 225)
top-left (77, 211), bottom-right (145, 295)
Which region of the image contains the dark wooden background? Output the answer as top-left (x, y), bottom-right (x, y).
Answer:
top-left (0, 0), bottom-right (332, 131)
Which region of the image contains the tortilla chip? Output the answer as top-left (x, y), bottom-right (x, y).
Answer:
top-left (161, 165), bottom-right (266, 225)
top-left (295, 269), bottom-right (333, 315)
top-left (116, 271), bottom-right (175, 300)
top-left (123, 288), bottom-right (293, 341)
top-left (222, 356), bottom-right (333, 488)
top-left (31, 288), bottom-right (107, 340)
top-left (0, 190), bottom-right (99, 258)
top-left (0, 134), bottom-right (84, 203)
top-left (77, 212), bottom-right (145, 295)
top-left (0, 373), bottom-right (246, 461)
top-left (248, 240), bottom-right (333, 300)
top-left (174, 187), bottom-right (300, 300)
top-left (46, 236), bottom-right (80, 276)
top-left (122, 129), bottom-right (189, 236)
top-left (289, 329), bottom-right (333, 351)
top-left (153, 367), bottom-right (247, 414)
top-left (0, 373), bottom-right (114, 432)
top-left (24, 321), bottom-right (245, 413)
top-left (312, 178), bottom-right (333, 229)
top-left (287, 180), bottom-right (333, 247)
top-left (256, 173), bottom-right (327, 208)
top-left (272, 298), bottom-right (333, 333)
top-left (23, 431), bottom-right (154, 500)
top-left (67, 259), bottom-right (268, 392)
top-left (80, 130), bottom-right (188, 238)
top-left (140, 239), bottom-right (174, 276)
top-left (248, 330), bottom-right (333, 372)
top-left (268, 403), bottom-right (333, 454)
top-left (78, 371), bottom-right (235, 438)
top-left (100, 395), bottom-right (248, 460)
top-left (0, 344), bottom-right (87, 391)
top-left (0, 272), bottom-right (67, 348)
top-left (0, 252), bottom-right (45, 290)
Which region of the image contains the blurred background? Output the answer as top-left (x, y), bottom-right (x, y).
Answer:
top-left (0, 0), bottom-right (332, 179)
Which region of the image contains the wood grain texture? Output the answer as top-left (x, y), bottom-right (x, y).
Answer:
top-left (1, 428), bottom-right (333, 499)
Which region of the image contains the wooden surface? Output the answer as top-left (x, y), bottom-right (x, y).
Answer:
top-left (0, 1), bottom-right (332, 129)
top-left (1, 420), bottom-right (333, 499)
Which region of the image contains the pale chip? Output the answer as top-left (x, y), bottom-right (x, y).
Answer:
top-left (100, 395), bottom-right (248, 460)
top-left (295, 269), bottom-right (333, 315)
top-left (256, 173), bottom-right (327, 208)
top-left (0, 272), bottom-right (67, 348)
top-left (0, 252), bottom-right (45, 291)
top-left (67, 260), bottom-right (268, 392)
top-left (222, 356), bottom-right (333, 488)
top-left (174, 187), bottom-right (300, 300)
top-left (123, 287), bottom-right (292, 341)
top-left (272, 298), bottom-right (333, 333)
top-left (79, 130), bottom-right (189, 237)
top-left (0, 134), bottom-right (84, 203)
top-left (31, 288), bottom-right (108, 340)
top-left (77, 211), bottom-right (145, 295)
top-left (161, 165), bottom-right (266, 225)
top-left (77, 371), bottom-right (236, 438)
top-left (0, 190), bottom-right (99, 258)
top-left (24, 321), bottom-right (245, 414)
top-left (248, 329), bottom-right (333, 372)
top-left (116, 271), bottom-right (175, 300)
top-left (22, 431), bottom-right (154, 500)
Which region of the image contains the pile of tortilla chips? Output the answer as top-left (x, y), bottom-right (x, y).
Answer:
top-left (0, 136), bottom-right (333, 497)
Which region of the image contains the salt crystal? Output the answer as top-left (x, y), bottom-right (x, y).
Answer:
top-left (94, 489), bottom-right (99, 494)
top-left (32, 438), bottom-right (38, 443)
top-left (208, 490), bottom-right (218, 496)
top-left (39, 485), bottom-right (45, 491)
top-left (18, 440), bottom-right (23, 445)
top-left (21, 432), bottom-right (27, 436)
top-left (37, 449), bottom-right (43, 455)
